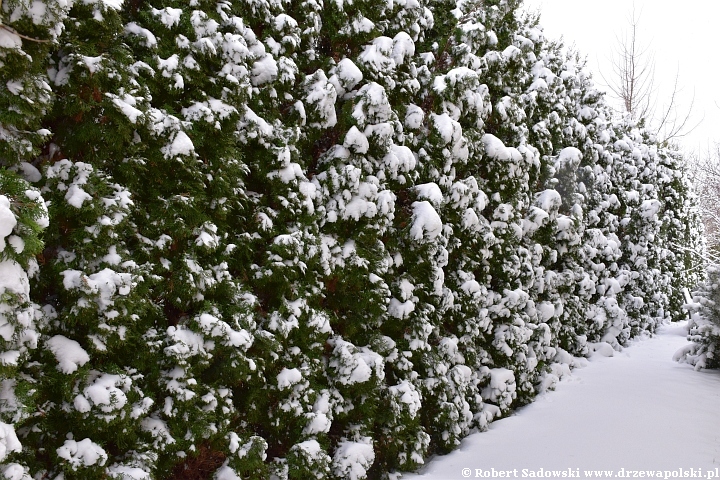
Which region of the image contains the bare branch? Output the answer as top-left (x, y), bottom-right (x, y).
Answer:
top-left (0, 24), bottom-right (52, 43)
top-left (0, 0), bottom-right (53, 44)
top-left (691, 146), bottom-right (720, 254)
top-left (600, 3), bottom-right (698, 143)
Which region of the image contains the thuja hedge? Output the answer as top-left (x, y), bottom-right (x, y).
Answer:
top-left (0, 0), bottom-right (702, 478)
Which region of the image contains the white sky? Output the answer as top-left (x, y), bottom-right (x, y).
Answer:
top-left (520, 0), bottom-right (720, 155)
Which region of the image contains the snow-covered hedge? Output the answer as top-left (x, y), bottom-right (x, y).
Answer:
top-left (0, 0), bottom-right (703, 478)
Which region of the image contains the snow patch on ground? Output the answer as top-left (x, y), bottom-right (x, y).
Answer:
top-left (404, 322), bottom-right (720, 478)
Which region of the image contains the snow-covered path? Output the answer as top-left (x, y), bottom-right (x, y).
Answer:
top-left (404, 321), bottom-right (720, 479)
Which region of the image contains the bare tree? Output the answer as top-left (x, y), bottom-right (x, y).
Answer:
top-left (601, 5), bottom-right (699, 144)
top-left (694, 148), bottom-right (720, 259)
top-left (604, 6), bottom-right (655, 118)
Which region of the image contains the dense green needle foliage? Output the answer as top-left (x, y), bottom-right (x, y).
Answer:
top-left (0, 0), bottom-right (703, 478)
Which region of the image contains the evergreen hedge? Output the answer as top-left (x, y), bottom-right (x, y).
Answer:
top-left (0, 0), bottom-right (704, 478)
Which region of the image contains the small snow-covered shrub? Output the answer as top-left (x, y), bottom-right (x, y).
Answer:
top-left (675, 266), bottom-right (720, 370)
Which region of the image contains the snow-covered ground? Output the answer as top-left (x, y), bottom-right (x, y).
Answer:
top-left (404, 321), bottom-right (720, 479)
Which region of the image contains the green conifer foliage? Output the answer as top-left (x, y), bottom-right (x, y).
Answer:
top-left (0, 0), bottom-right (65, 169)
top-left (0, 0), bottom-right (707, 477)
top-left (25, 160), bottom-right (157, 478)
top-left (655, 147), bottom-right (704, 321)
top-left (681, 269), bottom-right (719, 370)
top-left (0, 172), bottom-right (47, 479)
top-left (607, 125), bottom-right (666, 341)
top-left (0, 1), bottom-right (65, 477)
